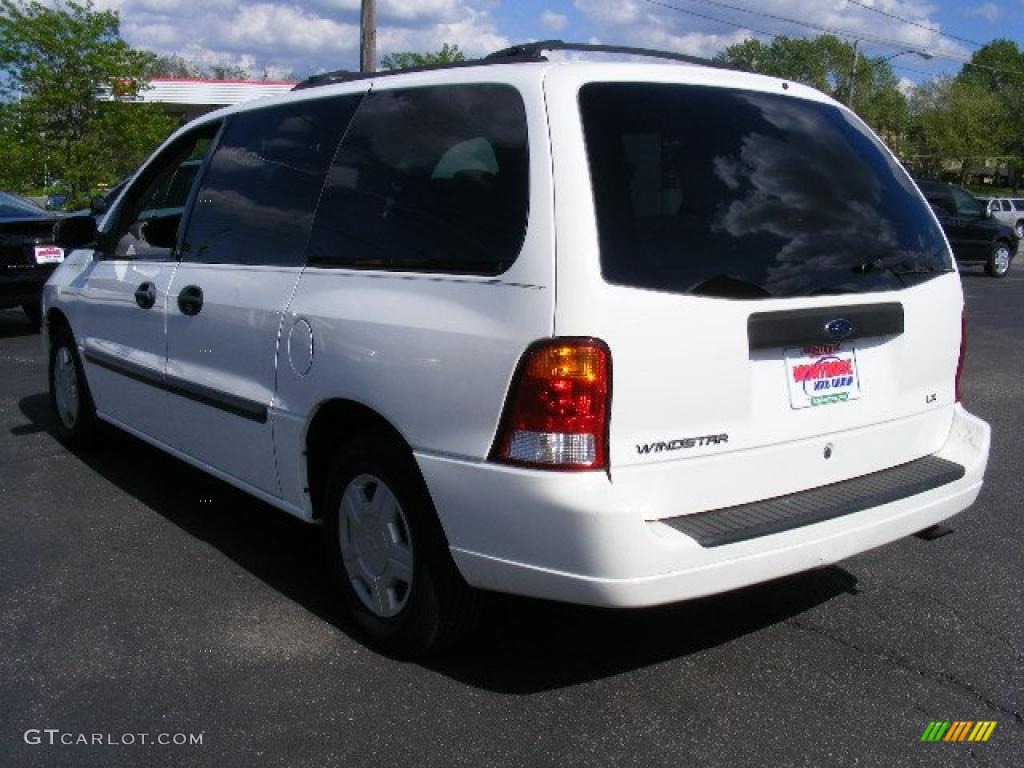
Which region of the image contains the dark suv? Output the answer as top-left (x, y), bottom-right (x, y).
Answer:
top-left (915, 179), bottom-right (1017, 277)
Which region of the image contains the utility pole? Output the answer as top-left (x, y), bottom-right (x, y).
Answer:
top-left (360, 0), bottom-right (376, 73)
top-left (847, 39), bottom-right (859, 108)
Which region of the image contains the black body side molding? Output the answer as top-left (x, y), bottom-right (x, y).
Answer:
top-left (83, 345), bottom-right (268, 423)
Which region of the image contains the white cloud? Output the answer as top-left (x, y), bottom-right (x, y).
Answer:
top-left (111, 0), bottom-right (505, 79)
top-left (540, 10), bottom-right (568, 33)
top-left (573, 0), bottom-right (968, 67)
top-left (965, 3), bottom-right (1001, 21)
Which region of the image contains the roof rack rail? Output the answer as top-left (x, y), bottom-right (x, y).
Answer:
top-left (485, 40), bottom-right (744, 72)
top-left (292, 69), bottom-right (362, 90)
top-left (291, 54), bottom-right (535, 91)
top-left (291, 39), bottom-right (744, 91)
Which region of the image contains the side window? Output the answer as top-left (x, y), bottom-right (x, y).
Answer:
top-left (181, 95), bottom-right (363, 266)
top-left (307, 84), bottom-right (529, 274)
top-left (108, 123), bottom-right (220, 261)
top-left (952, 187), bottom-right (983, 218)
top-left (1014, 200), bottom-right (1024, 212)
top-left (1002, 200), bottom-right (1012, 211)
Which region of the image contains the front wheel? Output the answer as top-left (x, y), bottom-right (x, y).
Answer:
top-left (48, 327), bottom-right (101, 449)
top-left (986, 242), bottom-right (1012, 278)
top-left (323, 435), bottom-right (479, 656)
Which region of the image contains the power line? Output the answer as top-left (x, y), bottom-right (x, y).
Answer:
top-left (639, 0), bottom-right (1024, 78)
top-left (642, 0), bottom-right (943, 55)
top-left (843, 0), bottom-right (984, 49)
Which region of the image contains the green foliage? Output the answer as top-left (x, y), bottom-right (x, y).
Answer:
top-left (146, 54), bottom-right (203, 79)
top-left (0, 0), bottom-right (174, 200)
top-left (715, 34), bottom-right (909, 140)
top-left (953, 40), bottom-right (1024, 178)
top-left (909, 76), bottom-right (1012, 182)
top-left (380, 43), bottom-right (465, 71)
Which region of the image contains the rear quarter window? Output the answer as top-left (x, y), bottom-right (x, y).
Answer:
top-left (306, 83), bottom-right (529, 275)
top-left (580, 83), bottom-right (952, 298)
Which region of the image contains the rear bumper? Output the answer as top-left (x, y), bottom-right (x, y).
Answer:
top-left (417, 404), bottom-right (989, 607)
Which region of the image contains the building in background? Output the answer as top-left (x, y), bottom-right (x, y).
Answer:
top-left (110, 78), bottom-right (297, 124)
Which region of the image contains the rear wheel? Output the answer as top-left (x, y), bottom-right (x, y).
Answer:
top-left (48, 327), bottom-right (101, 449)
top-left (21, 302), bottom-right (41, 329)
top-left (323, 434), bottom-right (479, 656)
top-left (986, 242), bottom-right (1012, 278)
top-left (1015, 220), bottom-right (1024, 240)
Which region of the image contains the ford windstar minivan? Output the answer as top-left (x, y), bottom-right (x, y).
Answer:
top-left (44, 42), bottom-right (990, 654)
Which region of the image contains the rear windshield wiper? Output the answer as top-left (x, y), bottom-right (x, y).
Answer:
top-left (852, 255), bottom-right (953, 280)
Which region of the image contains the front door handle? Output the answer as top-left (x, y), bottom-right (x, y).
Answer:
top-left (177, 285), bottom-right (203, 316)
top-left (134, 282), bottom-right (156, 310)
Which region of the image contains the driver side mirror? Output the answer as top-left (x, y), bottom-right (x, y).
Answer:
top-left (139, 212), bottom-right (181, 249)
top-left (53, 215), bottom-right (99, 249)
top-left (89, 195), bottom-right (108, 215)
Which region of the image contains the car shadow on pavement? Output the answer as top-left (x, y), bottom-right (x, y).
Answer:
top-left (0, 310), bottom-right (40, 339)
top-left (18, 391), bottom-right (860, 695)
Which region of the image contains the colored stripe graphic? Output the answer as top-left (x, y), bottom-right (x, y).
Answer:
top-left (969, 722), bottom-right (997, 742)
top-left (921, 720), bottom-right (996, 742)
top-left (945, 721), bottom-right (972, 741)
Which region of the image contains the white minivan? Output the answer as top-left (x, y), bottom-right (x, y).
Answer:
top-left (44, 43), bottom-right (990, 654)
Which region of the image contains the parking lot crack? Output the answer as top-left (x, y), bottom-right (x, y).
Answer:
top-left (785, 618), bottom-right (1024, 729)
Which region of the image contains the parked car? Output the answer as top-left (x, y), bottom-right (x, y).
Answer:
top-left (976, 195), bottom-right (1024, 239)
top-left (915, 180), bottom-right (1018, 277)
top-left (44, 43), bottom-right (990, 655)
top-left (44, 192), bottom-right (69, 212)
top-left (0, 192), bottom-right (65, 327)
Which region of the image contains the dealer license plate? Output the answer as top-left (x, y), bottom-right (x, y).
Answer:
top-left (34, 246), bottom-right (64, 264)
top-left (785, 342), bottom-right (862, 409)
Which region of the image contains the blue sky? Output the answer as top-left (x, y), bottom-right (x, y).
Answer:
top-left (98, 0), bottom-right (1024, 83)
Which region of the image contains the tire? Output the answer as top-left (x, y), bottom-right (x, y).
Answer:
top-left (986, 241), bottom-right (1013, 278)
top-left (323, 434), bottom-right (479, 656)
top-left (21, 302), bottom-right (42, 329)
top-left (48, 326), bottom-right (101, 449)
top-left (1015, 220), bottom-right (1024, 240)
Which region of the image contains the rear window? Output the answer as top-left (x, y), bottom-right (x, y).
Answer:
top-left (580, 83), bottom-right (952, 298)
top-left (1013, 199), bottom-right (1024, 211)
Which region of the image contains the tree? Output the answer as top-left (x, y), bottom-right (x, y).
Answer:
top-left (715, 35), bottom-right (910, 140)
top-left (909, 76), bottom-right (1012, 183)
top-left (146, 54), bottom-right (202, 79)
top-left (380, 43), bottom-right (465, 71)
top-left (954, 40), bottom-right (1024, 188)
top-left (0, 0), bottom-right (174, 202)
top-left (208, 63), bottom-right (250, 81)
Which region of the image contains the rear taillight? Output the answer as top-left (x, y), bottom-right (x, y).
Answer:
top-left (490, 339), bottom-right (611, 470)
top-left (955, 308), bottom-right (967, 402)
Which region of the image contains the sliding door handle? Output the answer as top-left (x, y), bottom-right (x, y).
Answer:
top-left (177, 285), bottom-right (204, 316)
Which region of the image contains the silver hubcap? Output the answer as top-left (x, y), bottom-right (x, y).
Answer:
top-left (994, 246), bottom-right (1011, 274)
top-left (338, 474), bottom-right (413, 618)
top-left (53, 346), bottom-right (79, 429)
top-left (1016, 224), bottom-right (1024, 239)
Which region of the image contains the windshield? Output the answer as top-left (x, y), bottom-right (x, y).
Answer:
top-left (0, 192), bottom-right (46, 219)
top-left (952, 187), bottom-right (985, 218)
top-left (579, 83), bottom-right (952, 298)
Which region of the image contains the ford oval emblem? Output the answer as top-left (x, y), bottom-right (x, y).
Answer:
top-left (825, 318), bottom-right (854, 339)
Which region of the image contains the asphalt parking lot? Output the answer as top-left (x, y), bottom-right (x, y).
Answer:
top-left (1, 262), bottom-right (1021, 768)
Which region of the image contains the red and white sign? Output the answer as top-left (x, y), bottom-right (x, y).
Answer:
top-left (785, 342), bottom-right (862, 409)
top-left (34, 246), bottom-right (64, 264)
